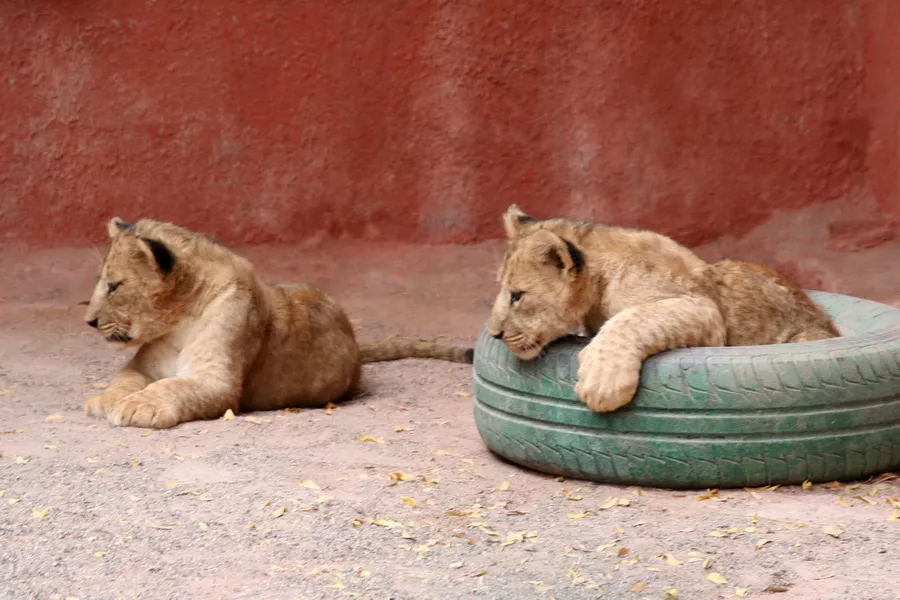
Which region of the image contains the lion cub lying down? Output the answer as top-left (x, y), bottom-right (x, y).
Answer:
top-left (488, 205), bottom-right (838, 413)
top-left (84, 217), bottom-right (472, 429)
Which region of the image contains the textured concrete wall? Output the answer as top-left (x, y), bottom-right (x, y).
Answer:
top-left (0, 0), bottom-right (879, 248)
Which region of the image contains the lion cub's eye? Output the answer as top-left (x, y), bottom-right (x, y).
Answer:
top-left (510, 290), bottom-right (524, 304)
top-left (107, 281), bottom-right (123, 295)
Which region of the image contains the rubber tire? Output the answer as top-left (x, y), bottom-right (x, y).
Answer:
top-left (472, 291), bottom-right (900, 489)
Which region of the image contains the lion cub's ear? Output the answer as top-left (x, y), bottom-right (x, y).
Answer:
top-left (530, 230), bottom-right (585, 274)
top-left (137, 237), bottom-right (176, 276)
top-left (107, 216), bottom-right (135, 238)
top-left (503, 204), bottom-right (536, 239)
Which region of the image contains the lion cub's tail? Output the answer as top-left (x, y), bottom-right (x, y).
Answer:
top-left (359, 337), bottom-right (474, 364)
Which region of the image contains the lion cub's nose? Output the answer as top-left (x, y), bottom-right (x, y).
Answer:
top-left (491, 330), bottom-right (504, 340)
top-left (87, 318), bottom-right (99, 328)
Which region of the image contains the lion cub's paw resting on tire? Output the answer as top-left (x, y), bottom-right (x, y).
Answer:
top-left (487, 205), bottom-right (839, 413)
top-left (83, 217), bottom-right (473, 429)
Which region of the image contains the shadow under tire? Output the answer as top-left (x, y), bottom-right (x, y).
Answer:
top-left (472, 291), bottom-right (900, 489)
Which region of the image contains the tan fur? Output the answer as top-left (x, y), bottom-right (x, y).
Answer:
top-left (488, 206), bottom-right (838, 414)
top-left (83, 217), bottom-right (472, 429)
top-left (701, 259), bottom-right (840, 345)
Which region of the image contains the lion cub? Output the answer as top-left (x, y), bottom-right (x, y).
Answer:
top-left (84, 217), bottom-right (472, 429)
top-left (488, 205), bottom-right (838, 414)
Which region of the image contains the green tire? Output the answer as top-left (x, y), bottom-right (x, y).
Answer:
top-left (472, 291), bottom-right (900, 489)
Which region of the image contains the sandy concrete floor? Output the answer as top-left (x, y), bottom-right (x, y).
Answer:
top-left (1, 240), bottom-right (898, 600)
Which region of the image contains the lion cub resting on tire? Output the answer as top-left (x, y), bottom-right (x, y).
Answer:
top-left (488, 205), bottom-right (838, 413)
top-left (84, 217), bottom-right (472, 429)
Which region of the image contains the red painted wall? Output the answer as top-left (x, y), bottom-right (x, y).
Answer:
top-left (865, 0), bottom-right (900, 227)
top-left (0, 1), bottom-right (885, 248)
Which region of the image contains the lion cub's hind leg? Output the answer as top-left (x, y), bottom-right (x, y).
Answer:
top-left (575, 295), bottom-right (726, 413)
top-left (708, 259), bottom-right (839, 346)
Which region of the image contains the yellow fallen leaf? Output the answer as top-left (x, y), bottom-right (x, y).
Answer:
top-left (888, 509), bottom-right (900, 521)
top-left (595, 542), bottom-right (616, 553)
top-left (31, 507), bottom-right (50, 518)
top-left (802, 480), bottom-right (813, 490)
top-left (598, 497), bottom-right (618, 510)
top-left (45, 414), bottom-right (62, 421)
top-left (422, 477), bottom-right (440, 484)
top-left (44, 444), bottom-right (56, 450)
top-left (299, 479), bottom-right (321, 490)
top-left (93, 551), bottom-right (107, 558)
top-left (222, 409), bottom-right (236, 420)
top-left (14, 457), bottom-right (27, 465)
top-left (498, 481), bottom-right (510, 491)
top-left (456, 391), bottom-right (472, 398)
top-left (735, 586), bottom-right (749, 597)
top-left (707, 572), bottom-right (728, 585)
top-left (401, 496), bottom-right (416, 507)
top-left (390, 472), bottom-right (413, 482)
top-left (163, 481), bottom-right (184, 489)
top-left (756, 538), bottom-right (772, 549)
top-left (243, 416), bottom-right (266, 424)
top-left (371, 519), bottom-right (403, 528)
top-left (567, 511), bottom-right (591, 519)
top-left (697, 489), bottom-right (720, 501)
top-left (271, 507), bottom-right (287, 518)
top-left (663, 552), bottom-right (683, 566)
top-left (854, 495), bottom-right (877, 506)
top-left (394, 425), bottom-right (414, 432)
top-left (837, 496), bottom-right (849, 506)
top-left (472, 569), bottom-right (488, 577)
top-left (8, 498), bottom-right (19, 505)
top-left (707, 530), bottom-right (727, 537)
top-left (822, 525), bottom-right (843, 537)
top-left (359, 435), bottom-right (385, 444)
top-left (198, 522), bottom-right (208, 530)
top-left (617, 498), bottom-right (631, 507)
top-left (562, 489), bottom-right (583, 501)
top-left (630, 583), bottom-right (648, 592)
top-left (324, 402), bottom-right (338, 415)
top-left (449, 562), bottom-right (464, 569)
top-left (666, 588), bottom-right (679, 599)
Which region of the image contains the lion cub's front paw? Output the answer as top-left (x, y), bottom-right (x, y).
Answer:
top-left (85, 394), bottom-right (120, 418)
top-left (574, 347), bottom-right (641, 413)
top-left (108, 390), bottom-right (181, 429)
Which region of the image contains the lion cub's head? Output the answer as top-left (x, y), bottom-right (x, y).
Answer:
top-left (84, 217), bottom-right (180, 345)
top-left (488, 205), bottom-right (591, 360)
